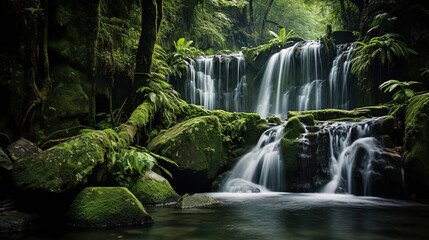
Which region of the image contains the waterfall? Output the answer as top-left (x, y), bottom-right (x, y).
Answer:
top-left (255, 42), bottom-right (355, 119)
top-left (179, 52), bottom-right (247, 112)
top-left (221, 124), bottom-right (286, 192)
top-left (319, 117), bottom-right (388, 195)
top-left (328, 44), bottom-right (355, 109)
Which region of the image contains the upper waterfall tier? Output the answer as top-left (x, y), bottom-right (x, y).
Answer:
top-left (255, 41), bottom-right (355, 119)
top-left (173, 52), bottom-right (248, 112)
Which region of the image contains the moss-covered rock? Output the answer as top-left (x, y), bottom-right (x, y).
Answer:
top-left (11, 130), bottom-right (120, 194)
top-left (281, 138), bottom-right (300, 176)
top-left (296, 114), bottom-right (314, 126)
top-left (403, 93), bottom-right (429, 197)
top-left (288, 105), bottom-right (390, 121)
top-left (267, 116), bottom-right (282, 124)
top-left (130, 170), bottom-right (180, 206)
top-left (68, 187), bottom-right (153, 228)
top-left (283, 117), bottom-right (305, 139)
top-left (7, 138), bottom-right (41, 161)
top-left (176, 193), bottom-right (222, 209)
top-left (148, 116), bottom-right (224, 192)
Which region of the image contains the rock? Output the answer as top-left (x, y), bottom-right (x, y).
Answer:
top-left (130, 171), bottom-right (180, 206)
top-left (211, 171), bottom-right (231, 191)
top-left (176, 193), bottom-right (222, 209)
top-left (283, 117), bottom-right (305, 139)
top-left (68, 187), bottom-right (153, 228)
top-left (0, 148), bottom-right (13, 171)
top-left (7, 138), bottom-right (41, 161)
top-left (11, 130), bottom-right (119, 194)
top-left (267, 116), bottom-right (282, 124)
top-left (148, 116), bottom-right (225, 193)
top-left (288, 105), bottom-right (390, 121)
top-left (296, 114), bottom-right (314, 126)
top-left (332, 31), bottom-right (355, 44)
top-left (0, 210), bottom-right (37, 233)
top-left (403, 93), bottom-right (429, 197)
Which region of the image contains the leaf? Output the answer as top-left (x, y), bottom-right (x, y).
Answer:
top-left (404, 88), bottom-right (415, 98)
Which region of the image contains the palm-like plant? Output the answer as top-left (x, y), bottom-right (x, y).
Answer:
top-left (269, 28), bottom-right (296, 45)
top-left (379, 79), bottom-right (421, 102)
top-left (351, 33), bottom-right (417, 84)
top-left (168, 38), bottom-right (203, 78)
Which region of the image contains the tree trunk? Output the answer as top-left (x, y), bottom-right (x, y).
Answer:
top-left (249, 0), bottom-right (254, 30)
top-left (260, 0), bottom-right (275, 40)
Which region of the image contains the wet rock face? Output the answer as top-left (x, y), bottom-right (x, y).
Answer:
top-left (0, 148), bottom-right (13, 171)
top-left (7, 138), bottom-right (41, 161)
top-left (0, 210), bottom-right (37, 233)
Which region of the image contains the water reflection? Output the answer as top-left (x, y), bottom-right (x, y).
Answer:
top-left (3, 193), bottom-right (429, 240)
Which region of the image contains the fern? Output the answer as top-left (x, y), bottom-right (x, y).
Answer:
top-left (379, 80), bottom-right (421, 102)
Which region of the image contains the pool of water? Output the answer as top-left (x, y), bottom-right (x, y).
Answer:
top-left (4, 193), bottom-right (429, 240)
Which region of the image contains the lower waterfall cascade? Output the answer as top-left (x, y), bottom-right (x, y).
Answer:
top-left (220, 116), bottom-right (403, 196)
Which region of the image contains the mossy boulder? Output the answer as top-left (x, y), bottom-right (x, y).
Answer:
top-left (68, 187), bottom-right (153, 228)
top-left (281, 138), bottom-right (300, 176)
top-left (148, 116), bottom-right (224, 193)
top-left (176, 193), bottom-right (222, 209)
top-left (288, 105), bottom-right (390, 121)
top-left (283, 117), bottom-right (305, 139)
top-left (403, 93), bottom-right (429, 197)
top-left (130, 170), bottom-right (180, 206)
top-left (11, 130), bottom-right (120, 194)
top-left (267, 116), bottom-right (282, 124)
top-left (296, 114), bottom-right (314, 126)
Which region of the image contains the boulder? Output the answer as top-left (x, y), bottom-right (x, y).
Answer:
top-left (176, 193), bottom-right (222, 209)
top-left (0, 210), bottom-right (37, 233)
top-left (0, 148), bottom-right (13, 171)
top-left (11, 130), bottom-right (119, 194)
top-left (68, 187), bottom-right (153, 228)
top-left (403, 93), bottom-right (429, 197)
top-left (7, 138), bottom-right (41, 161)
top-left (148, 116), bottom-right (224, 193)
top-left (130, 170), bottom-right (180, 206)
top-left (332, 31), bottom-right (355, 44)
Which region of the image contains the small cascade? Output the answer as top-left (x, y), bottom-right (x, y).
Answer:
top-left (179, 52), bottom-right (247, 112)
top-left (328, 44), bottom-right (355, 109)
top-left (221, 124), bottom-right (285, 192)
top-left (255, 42), bottom-right (356, 119)
top-left (319, 117), bottom-right (388, 195)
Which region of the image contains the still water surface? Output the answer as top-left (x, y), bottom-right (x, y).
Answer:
top-left (5, 193), bottom-right (429, 240)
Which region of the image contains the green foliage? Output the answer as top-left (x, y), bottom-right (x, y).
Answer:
top-left (149, 44), bottom-right (171, 81)
top-left (136, 80), bottom-right (187, 128)
top-left (96, 111), bottom-right (117, 130)
top-left (211, 0), bottom-right (248, 7)
top-left (269, 28), bottom-right (296, 44)
top-left (111, 148), bottom-right (178, 187)
top-left (351, 33), bottom-right (417, 85)
top-left (379, 80), bottom-right (422, 102)
top-left (367, 13), bottom-right (397, 35)
top-left (167, 38), bottom-right (203, 78)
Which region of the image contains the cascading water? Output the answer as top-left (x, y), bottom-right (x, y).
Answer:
top-left (328, 44), bottom-right (355, 109)
top-left (255, 42), bottom-right (355, 119)
top-left (221, 124), bottom-right (285, 192)
top-left (178, 52), bottom-right (247, 112)
top-left (317, 117), bottom-right (393, 195)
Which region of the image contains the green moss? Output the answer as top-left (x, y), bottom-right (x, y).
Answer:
top-left (296, 114), bottom-right (314, 125)
top-left (281, 138), bottom-right (300, 174)
top-left (326, 116), bottom-right (366, 122)
top-left (11, 130), bottom-right (117, 193)
top-left (68, 187), bottom-right (153, 228)
top-left (283, 117), bottom-right (305, 139)
top-left (130, 171), bottom-right (180, 206)
top-left (267, 116), bottom-right (282, 124)
top-left (148, 116), bottom-right (224, 180)
top-left (288, 105), bottom-right (390, 121)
